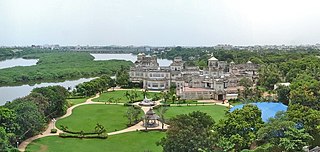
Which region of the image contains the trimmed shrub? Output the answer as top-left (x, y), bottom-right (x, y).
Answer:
top-left (59, 133), bottom-right (108, 139)
top-left (50, 129), bottom-right (57, 133)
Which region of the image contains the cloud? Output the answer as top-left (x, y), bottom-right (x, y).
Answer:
top-left (0, 0), bottom-right (319, 46)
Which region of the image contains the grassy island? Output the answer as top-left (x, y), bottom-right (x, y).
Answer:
top-left (0, 52), bottom-right (133, 87)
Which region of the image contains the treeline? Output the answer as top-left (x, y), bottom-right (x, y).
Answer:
top-left (74, 75), bottom-right (115, 96)
top-left (159, 46), bottom-right (320, 90)
top-left (159, 46), bottom-right (319, 64)
top-left (0, 52), bottom-right (133, 86)
top-left (0, 86), bottom-right (69, 151)
top-left (258, 56), bottom-right (320, 90)
top-left (0, 48), bottom-right (62, 60)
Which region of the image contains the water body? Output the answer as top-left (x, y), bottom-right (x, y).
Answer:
top-left (0, 54), bottom-right (170, 105)
top-left (0, 78), bottom-right (95, 105)
top-left (90, 53), bottom-right (172, 66)
top-left (0, 58), bottom-right (38, 69)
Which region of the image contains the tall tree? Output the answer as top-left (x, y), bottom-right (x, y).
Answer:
top-left (257, 112), bottom-right (313, 151)
top-left (286, 104), bottom-right (320, 146)
top-left (32, 86), bottom-right (69, 117)
top-left (158, 111), bottom-right (215, 152)
top-left (156, 106), bottom-right (168, 130)
top-left (124, 107), bottom-right (141, 125)
top-left (258, 64), bottom-right (281, 90)
top-left (215, 105), bottom-right (264, 151)
top-left (0, 127), bottom-right (10, 152)
top-left (276, 85), bottom-right (290, 105)
top-left (289, 74), bottom-right (320, 110)
top-left (116, 65), bottom-right (130, 87)
top-left (0, 107), bottom-right (18, 133)
top-left (5, 102), bottom-right (46, 139)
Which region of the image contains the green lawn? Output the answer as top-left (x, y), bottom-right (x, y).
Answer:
top-left (163, 105), bottom-right (227, 122)
top-left (92, 90), bottom-right (160, 103)
top-left (67, 98), bottom-right (87, 106)
top-left (26, 131), bottom-right (165, 152)
top-left (56, 104), bottom-right (140, 133)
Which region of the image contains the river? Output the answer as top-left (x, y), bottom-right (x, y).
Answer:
top-left (0, 54), bottom-right (171, 105)
top-left (0, 78), bottom-right (95, 105)
top-left (0, 58), bottom-right (38, 69)
top-left (90, 53), bottom-right (172, 66)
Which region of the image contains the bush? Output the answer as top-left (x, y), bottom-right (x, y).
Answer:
top-left (50, 129), bottom-right (57, 133)
top-left (59, 133), bottom-right (108, 139)
top-left (123, 103), bottom-right (133, 106)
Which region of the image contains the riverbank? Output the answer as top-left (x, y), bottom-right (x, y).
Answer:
top-left (0, 52), bottom-right (133, 87)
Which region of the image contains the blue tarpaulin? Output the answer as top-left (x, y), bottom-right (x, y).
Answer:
top-left (230, 102), bottom-right (288, 122)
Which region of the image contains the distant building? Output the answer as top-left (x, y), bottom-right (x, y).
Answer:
top-left (129, 53), bottom-right (258, 100)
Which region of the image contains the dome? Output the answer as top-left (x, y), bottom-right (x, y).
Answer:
top-left (208, 56), bottom-right (218, 61)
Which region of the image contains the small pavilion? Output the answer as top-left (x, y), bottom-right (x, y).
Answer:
top-left (143, 108), bottom-right (160, 128)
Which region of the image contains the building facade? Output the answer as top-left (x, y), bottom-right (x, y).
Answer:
top-left (129, 53), bottom-right (258, 100)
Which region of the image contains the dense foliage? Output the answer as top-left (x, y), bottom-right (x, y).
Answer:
top-left (0, 52), bottom-right (132, 86)
top-left (158, 111), bottom-right (215, 152)
top-left (215, 105), bottom-right (264, 151)
top-left (158, 46), bottom-right (320, 150)
top-left (0, 86), bottom-right (69, 151)
top-left (256, 112), bottom-right (313, 152)
top-left (74, 75), bottom-right (113, 96)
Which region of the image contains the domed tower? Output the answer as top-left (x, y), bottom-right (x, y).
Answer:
top-left (229, 61), bottom-right (235, 73)
top-left (137, 53), bottom-right (143, 61)
top-left (208, 56), bottom-right (218, 67)
top-left (208, 56), bottom-right (218, 76)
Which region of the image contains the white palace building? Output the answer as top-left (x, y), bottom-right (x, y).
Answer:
top-left (129, 53), bottom-right (258, 100)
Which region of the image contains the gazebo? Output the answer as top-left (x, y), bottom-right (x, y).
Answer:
top-left (139, 96), bottom-right (155, 106)
top-left (143, 108), bottom-right (160, 128)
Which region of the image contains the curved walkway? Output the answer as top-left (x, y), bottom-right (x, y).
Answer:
top-left (18, 93), bottom-right (165, 151)
top-left (20, 91), bottom-right (228, 151)
top-left (18, 94), bottom-right (102, 152)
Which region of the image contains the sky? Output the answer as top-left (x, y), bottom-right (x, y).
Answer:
top-left (0, 0), bottom-right (320, 46)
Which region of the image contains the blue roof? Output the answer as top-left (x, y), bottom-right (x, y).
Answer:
top-left (230, 102), bottom-right (288, 122)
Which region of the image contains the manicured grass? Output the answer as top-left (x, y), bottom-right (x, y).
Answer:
top-left (92, 90), bottom-right (160, 103)
top-left (56, 104), bottom-right (140, 133)
top-left (67, 98), bottom-right (87, 106)
top-left (26, 131), bottom-right (165, 152)
top-left (163, 105), bottom-right (227, 122)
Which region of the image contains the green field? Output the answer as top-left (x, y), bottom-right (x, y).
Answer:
top-left (26, 131), bottom-right (165, 152)
top-left (92, 90), bottom-right (160, 103)
top-left (163, 105), bottom-right (227, 122)
top-left (67, 98), bottom-right (88, 106)
top-left (56, 104), bottom-right (140, 133)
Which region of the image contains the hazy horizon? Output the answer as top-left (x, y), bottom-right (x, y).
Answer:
top-left (1, 0), bottom-right (320, 46)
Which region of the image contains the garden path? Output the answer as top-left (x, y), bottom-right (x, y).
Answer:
top-left (18, 94), bottom-right (101, 151)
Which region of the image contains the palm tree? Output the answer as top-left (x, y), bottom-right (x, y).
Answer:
top-left (157, 106), bottom-right (168, 130)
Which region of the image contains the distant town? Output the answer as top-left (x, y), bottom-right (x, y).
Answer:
top-left (1, 44), bottom-right (320, 53)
